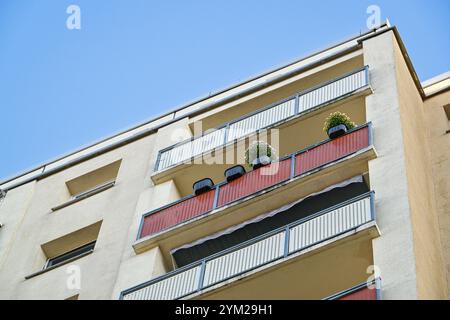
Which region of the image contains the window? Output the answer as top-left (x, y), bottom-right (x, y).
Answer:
top-left (72, 180), bottom-right (115, 200)
top-left (51, 160), bottom-right (121, 211)
top-left (66, 159), bottom-right (121, 198)
top-left (45, 241), bottom-right (96, 269)
top-left (26, 221), bottom-right (102, 279)
top-left (444, 104), bottom-right (450, 132)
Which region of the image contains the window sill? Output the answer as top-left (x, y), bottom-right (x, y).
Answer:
top-left (51, 181), bottom-right (115, 212)
top-left (24, 250), bottom-right (93, 280)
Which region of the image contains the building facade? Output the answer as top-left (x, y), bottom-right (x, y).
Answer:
top-left (1, 23), bottom-right (450, 300)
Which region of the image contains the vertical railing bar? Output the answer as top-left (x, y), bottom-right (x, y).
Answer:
top-left (375, 277), bottom-right (382, 300)
top-left (284, 226), bottom-right (290, 258)
top-left (365, 65), bottom-right (370, 86)
top-left (212, 185), bottom-right (220, 210)
top-left (154, 151), bottom-right (162, 172)
top-left (224, 123), bottom-right (230, 145)
top-left (370, 191), bottom-right (376, 221)
top-left (368, 121), bottom-right (374, 146)
top-left (197, 261), bottom-right (206, 292)
top-left (136, 216), bottom-right (145, 241)
top-left (289, 154), bottom-right (296, 179)
top-left (294, 94), bottom-right (300, 115)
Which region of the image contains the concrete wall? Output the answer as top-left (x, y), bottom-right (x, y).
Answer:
top-left (363, 31), bottom-right (419, 299)
top-left (364, 30), bottom-right (448, 299)
top-left (0, 109), bottom-right (193, 299)
top-left (424, 89), bottom-right (450, 296)
top-left (393, 36), bottom-right (448, 299)
top-left (0, 129), bottom-right (165, 299)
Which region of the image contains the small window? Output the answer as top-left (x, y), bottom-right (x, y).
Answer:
top-left (45, 241), bottom-right (95, 269)
top-left (66, 159), bottom-right (121, 198)
top-left (72, 180), bottom-right (115, 200)
top-left (41, 221), bottom-right (102, 270)
top-left (444, 104), bottom-right (450, 130)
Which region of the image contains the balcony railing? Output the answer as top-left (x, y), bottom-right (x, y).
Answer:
top-left (155, 66), bottom-right (370, 172)
top-left (325, 278), bottom-right (381, 300)
top-left (122, 193), bottom-right (376, 300)
top-left (138, 123), bottom-right (372, 240)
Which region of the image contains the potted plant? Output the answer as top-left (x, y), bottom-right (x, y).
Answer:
top-left (323, 112), bottom-right (356, 139)
top-left (245, 141), bottom-right (277, 170)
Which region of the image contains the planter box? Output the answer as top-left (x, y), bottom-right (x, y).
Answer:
top-left (193, 178), bottom-right (214, 195)
top-left (327, 124), bottom-right (348, 139)
top-left (251, 155), bottom-right (272, 170)
top-left (224, 165), bottom-right (246, 182)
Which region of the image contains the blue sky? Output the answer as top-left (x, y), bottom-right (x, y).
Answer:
top-left (0, 0), bottom-right (449, 181)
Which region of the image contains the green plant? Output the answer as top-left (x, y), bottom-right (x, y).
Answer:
top-left (244, 141), bottom-right (277, 168)
top-left (323, 111), bottom-right (356, 133)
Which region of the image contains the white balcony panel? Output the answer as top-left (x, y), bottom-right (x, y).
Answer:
top-left (288, 197), bottom-right (371, 253)
top-left (299, 69), bottom-right (367, 112)
top-left (227, 98), bottom-right (296, 141)
top-left (123, 264), bottom-right (201, 300)
top-left (202, 231), bottom-right (285, 288)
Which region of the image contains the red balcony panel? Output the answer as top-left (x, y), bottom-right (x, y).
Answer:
top-left (295, 127), bottom-right (369, 176)
top-left (217, 159), bottom-right (291, 207)
top-left (338, 287), bottom-right (377, 300)
top-left (140, 189), bottom-right (215, 238)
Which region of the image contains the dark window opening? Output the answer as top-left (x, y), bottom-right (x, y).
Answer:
top-left (444, 104), bottom-right (450, 133)
top-left (45, 241), bottom-right (96, 269)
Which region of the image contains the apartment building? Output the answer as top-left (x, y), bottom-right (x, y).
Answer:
top-left (1, 22), bottom-right (449, 300)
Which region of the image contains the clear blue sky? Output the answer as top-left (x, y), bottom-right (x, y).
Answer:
top-left (0, 0), bottom-right (449, 181)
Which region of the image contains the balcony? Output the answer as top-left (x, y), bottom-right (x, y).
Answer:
top-left (136, 124), bottom-right (374, 252)
top-left (152, 67), bottom-right (371, 191)
top-left (121, 193), bottom-right (379, 300)
top-left (325, 279), bottom-right (381, 300)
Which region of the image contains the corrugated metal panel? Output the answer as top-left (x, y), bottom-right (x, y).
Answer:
top-left (190, 128), bottom-right (226, 163)
top-left (227, 98), bottom-right (295, 141)
top-left (288, 197), bottom-right (371, 253)
top-left (140, 190), bottom-right (215, 238)
top-left (123, 265), bottom-right (201, 300)
top-left (217, 158), bottom-right (291, 207)
top-left (158, 128), bottom-right (226, 171)
top-left (295, 126), bottom-right (369, 176)
top-left (202, 231), bottom-right (285, 287)
top-left (299, 69), bottom-right (367, 112)
top-left (338, 287), bottom-right (377, 300)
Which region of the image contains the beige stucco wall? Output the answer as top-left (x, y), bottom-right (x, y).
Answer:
top-left (423, 89), bottom-right (450, 296)
top-left (364, 30), bottom-right (448, 299)
top-left (392, 36), bottom-right (448, 299)
top-left (363, 31), bottom-right (418, 299)
top-left (0, 129), bottom-right (164, 299)
top-left (0, 181), bottom-right (36, 273)
top-left (0, 108), bottom-right (194, 299)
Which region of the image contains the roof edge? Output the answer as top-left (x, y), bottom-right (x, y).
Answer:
top-left (0, 22), bottom-right (393, 190)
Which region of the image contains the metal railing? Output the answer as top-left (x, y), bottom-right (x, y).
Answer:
top-left (324, 278), bottom-right (382, 300)
top-left (121, 192), bottom-right (375, 300)
top-left (139, 123), bottom-right (372, 240)
top-left (155, 66), bottom-right (370, 172)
